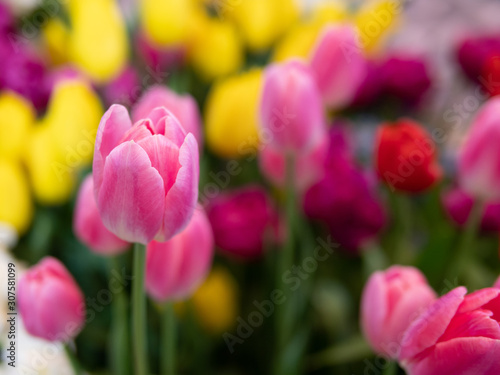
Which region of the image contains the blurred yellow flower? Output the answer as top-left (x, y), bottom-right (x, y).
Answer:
top-left (42, 18), bottom-right (69, 65)
top-left (192, 267), bottom-right (239, 334)
top-left (205, 69), bottom-right (262, 158)
top-left (68, 0), bottom-right (129, 83)
top-left (0, 159), bottom-right (32, 234)
top-left (0, 92), bottom-right (35, 160)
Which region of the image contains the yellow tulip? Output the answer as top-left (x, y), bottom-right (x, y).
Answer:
top-left (68, 0), bottom-right (129, 83)
top-left (192, 267), bottom-right (239, 334)
top-left (189, 18), bottom-right (243, 81)
top-left (0, 92), bottom-right (35, 160)
top-left (205, 69), bottom-right (262, 158)
top-left (42, 18), bottom-right (69, 65)
top-left (0, 159), bottom-right (32, 234)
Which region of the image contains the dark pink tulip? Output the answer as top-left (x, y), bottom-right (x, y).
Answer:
top-left (74, 174), bottom-right (129, 255)
top-left (146, 206), bottom-right (214, 301)
top-left (136, 32), bottom-right (186, 72)
top-left (18, 257), bottom-right (85, 342)
top-left (103, 65), bottom-right (141, 107)
top-left (260, 59), bottom-right (326, 153)
top-left (457, 36), bottom-right (500, 82)
top-left (443, 188), bottom-right (500, 232)
top-left (458, 97), bottom-right (500, 201)
top-left (93, 105), bottom-right (199, 244)
top-left (132, 85), bottom-right (203, 147)
top-left (310, 24), bottom-right (366, 109)
top-left (400, 287), bottom-right (500, 375)
top-left (361, 266), bottom-right (436, 359)
top-left (206, 187), bottom-right (280, 259)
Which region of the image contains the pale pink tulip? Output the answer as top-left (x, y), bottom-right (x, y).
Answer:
top-left (93, 105), bottom-right (199, 244)
top-left (400, 287), bottom-right (500, 375)
top-left (74, 174), bottom-right (129, 255)
top-left (18, 257), bottom-right (85, 342)
top-left (458, 97), bottom-right (500, 201)
top-left (260, 60), bottom-right (326, 153)
top-left (145, 206), bottom-right (214, 301)
top-left (361, 266), bottom-right (436, 359)
top-left (310, 24), bottom-right (367, 109)
top-left (132, 85), bottom-right (203, 147)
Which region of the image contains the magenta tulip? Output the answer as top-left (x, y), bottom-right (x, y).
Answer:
top-left (103, 65), bottom-right (140, 107)
top-left (260, 60), bottom-right (326, 153)
top-left (310, 24), bottom-right (366, 109)
top-left (458, 97), bottom-right (500, 201)
top-left (400, 287), bottom-right (500, 375)
top-left (361, 266), bottom-right (436, 359)
top-left (18, 257), bottom-right (85, 342)
top-left (93, 104), bottom-right (199, 244)
top-left (74, 174), bottom-right (129, 255)
top-left (132, 85), bottom-right (203, 147)
top-left (146, 206), bottom-right (214, 301)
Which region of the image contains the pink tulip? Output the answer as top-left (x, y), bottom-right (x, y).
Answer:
top-left (132, 85), bottom-right (203, 147)
top-left (310, 24), bottom-right (366, 109)
top-left (18, 257), bottom-right (85, 342)
top-left (74, 174), bottom-right (129, 255)
top-left (93, 104), bottom-right (199, 244)
top-left (400, 287), bottom-right (500, 375)
top-left (458, 97), bottom-right (500, 201)
top-left (260, 60), bottom-right (326, 153)
top-left (361, 266), bottom-right (436, 359)
top-left (146, 206), bottom-right (214, 301)
top-left (494, 276), bottom-right (500, 289)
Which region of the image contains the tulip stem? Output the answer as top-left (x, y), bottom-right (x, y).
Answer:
top-left (64, 344), bottom-right (84, 375)
top-left (132, 243), bottom-right (149, 375)
top-left (383, 361), bottom-right (398, 375)
top-left (161, 302), bottom-right (177, 375)
top-left (390, 192), bottom-right (413, 265)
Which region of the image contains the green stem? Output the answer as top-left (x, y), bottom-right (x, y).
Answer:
top-left (390, 192), bottom-right (413, 265)
top-left (446, 200), bottom-right (484, 284)
top-left (110, 256), bottom-right (130, 375)
top-left (383, 361), bottom-right (398, 375)
top-left (132, 243), bottom-right (148, 375)
top-left (64, 344), bottom-right (84, 375)
top-left (161, 303), bottom-right (177, 375)
top-left (361, 242), bottom-right (389, 278)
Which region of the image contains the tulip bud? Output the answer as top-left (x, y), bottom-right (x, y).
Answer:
top-left (260, 60), bottom-right (326, 153)
top-left (458, 97), bottom-right (500, 201)
top-left (457, 36), bottom-right (500, 82)
top-left (103, 66), bottom-right (140, 107)
top-left (146, 207), bottom-right (213, 302)
top-left (494, 276), bottom-right (500, 289)
top-left (361, 266), bottom-right (436, 359)
top-left (375, 119), bottom-right (442, 193)
top-left (19, 257), bottom-right (85, 342)
top-left (74, 175), bottom-right (129, 255)
top-left (309, 24), bottom-right (366, 109)
top-left (400, 287), bottom-right (500, 375)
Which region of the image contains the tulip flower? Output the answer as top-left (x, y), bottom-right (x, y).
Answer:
top-left (18, 257), bottom-right (85, 342)
top-left (375, 119), bottom-right (442, 193)
top-left (74, 175), bottom-right (129, 255)
top-left (457, 36), bottom-right (500, 82)
top-left (494, 276), bottom-right (500, 289)
top-left (103, 66), bottom-right (140, 107)
top-left (136, 32), bottom-right (186, 72)
top-left (443, 188), bottom-right (500, 232)
top-left (133, 86), bottom-right (203, 147)
top-left (260, 60), bottom-right (326, 153)
top-left (361, 266), bottom-right (436, 359)
top-left (309, 25), bottom-right (366, 110)
top-left (146, 206), bottom-right (213, 301)
top-left (400, 287), bottom-right (500, 375)
top-left (205, 69), bottom-right (262, 158)
top-left (458, 97), bottom-right (500, 201)
top-left (93, 105), bottom-right (199, 244)
top-left (206, 186), bottom-right (281, 259)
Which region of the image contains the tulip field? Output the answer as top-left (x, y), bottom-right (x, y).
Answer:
top-left (2, 0), bottom-right (500, 374)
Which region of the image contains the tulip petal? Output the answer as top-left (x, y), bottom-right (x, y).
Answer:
top-left (145, 106), bottom-right (171, 132)
top-left (361, 272), bottom-right (388, 353)
top-left (439, 310), bottom-right (500, 342)
top-left (161, 115), bottom-right (188, 147)
top-left (120, 119), bottom-right (154, 143)
top-left (97, 141), bottom-right (165, 244)
top-left (458, 288), bottom-right (500, 314)
top-left (494, 276), bottom-right (500, 289)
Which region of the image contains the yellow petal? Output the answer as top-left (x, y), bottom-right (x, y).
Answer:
top-left (205, 69), bottom-right (262, 158)
top-left (0, 159), bottom-right (32, 234)
top-left (0, 91), bottom-right (35, 160)
top-left (42, 18), bottom-right (69, 65)
top-left (68, 0), bottom-right (129, 83)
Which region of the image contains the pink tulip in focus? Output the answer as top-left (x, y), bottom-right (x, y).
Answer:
top-left (494, 276), bottom-right (500, 289)
top-left (146, 206), bottom-right (214, 301)
top-left (400, 287), bottom-right (500, 375)
top-left (361, 266), bottom-right (436, 359)
top-left (93, 105), bottom-right (199, 244)
top-left (310, 24), bottom-right (366, 109)
top-left (260, 60), bottom-right (326, 153)
top-left (458, 97), bottom-right (500, 201)
top-left (132, 85), bottom-right (203, 147)
top-left (74, 174), bottom-right (129, 255)
top-left (18, 257), bottom-right (85, 342)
